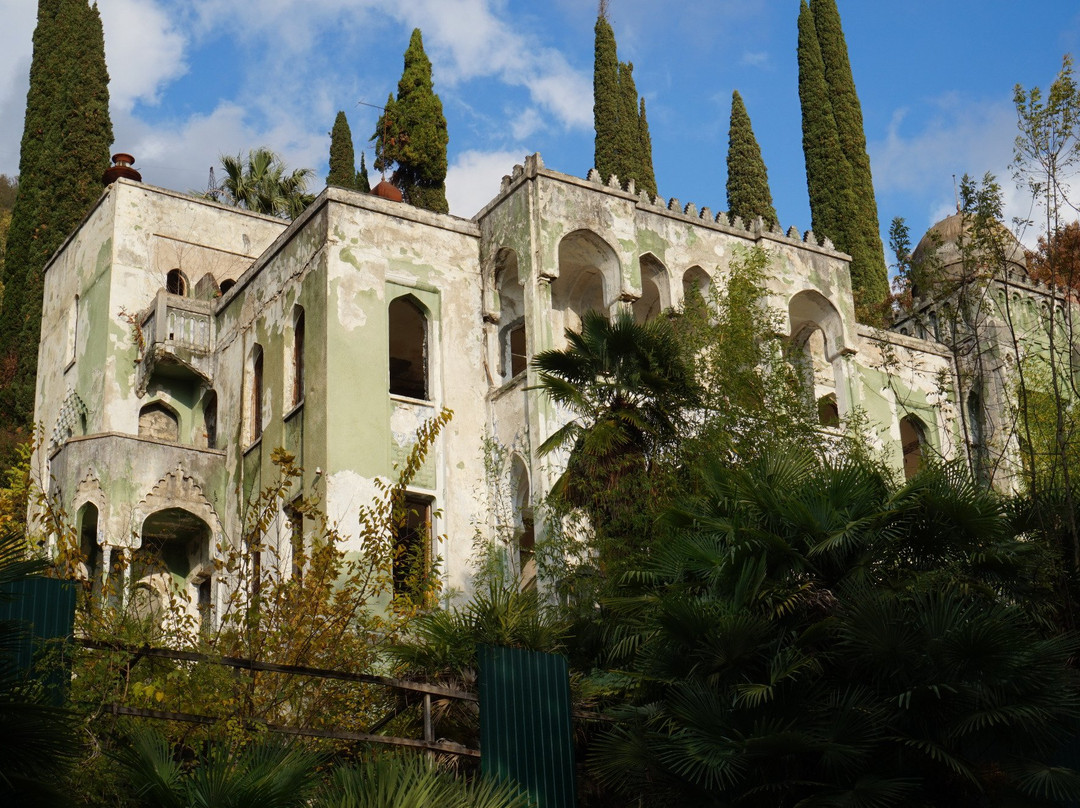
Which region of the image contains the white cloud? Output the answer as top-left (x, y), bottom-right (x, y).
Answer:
top-left (377, 0), bottom-right (592, 130)
top-left (0, 0), bottom-right (36, 173)
top-left (870, 97), bottom-right (1019, 230)
top-left (446, 149), bottom-right (525, 217)
top-left (510, 108), bottom-right (543, 141)
top-left (741, 51), bottom-right (769, 67)
top-left (99, 0), bottom-right (187, 109)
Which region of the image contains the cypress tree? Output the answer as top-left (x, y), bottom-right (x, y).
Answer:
top-left (356, 152), bottom-right (371, 193)
top-left (797, 2), bottom-right (857, 261)
top-left (2, 0), bottom-right (112, 425)
top-left (327, 110), bottom-right (357, 189)
top-left (637, 98), bottom-right (657, 198)
top-left (593, 8), bottom-right (620, 182)
top-left (811, 0), bottom-right (888, 307)
top-left (372, 29), bottom-right (448, 214)
top-left (617, 61), bottom-right (643, 188)
top-left (726, 90), bottom-right (778, 229)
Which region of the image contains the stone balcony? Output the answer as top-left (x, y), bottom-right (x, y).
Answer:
top-left (48, 432), bottom-right (227, 546)
top-left (138, 290), bottom-right (215, 393)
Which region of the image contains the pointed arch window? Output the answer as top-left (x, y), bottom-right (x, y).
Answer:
top-left (166, 269), bottom-right (188, 296)
top-left (138, 401), bottom-right (180, 443)
top-left (388, 296), bottom-right (429, 400)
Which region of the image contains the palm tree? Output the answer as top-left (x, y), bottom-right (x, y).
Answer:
top-left (213, 148), bottom-right (315, 220)
top-left (591, 451), bottom-right (1080, 806)
top-left (534, 310), bottom-right (701, 489)
top-left (115, 728), bottom-right (320, 808)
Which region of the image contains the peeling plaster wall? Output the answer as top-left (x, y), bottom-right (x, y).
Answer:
top-left (33, 180), bottom-right (285, 550)
top-left (34, 156), bottom-right (1000, 605)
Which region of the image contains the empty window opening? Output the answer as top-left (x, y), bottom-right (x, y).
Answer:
top-left (287, 500), bottom-right (305, 583)
top-left (166, 269), bottom-right (188, 296)
top-left (197, 577), bottom-right (213, 634)
top-left (135, 507), bottom-right (213, 630)
top-left (682, 266), bottom-right (712, 303)
top-left (77, 502), bottom-right (100, 587)
top-left (502, 322), bottom-right (527, 379)
top-left (394, 494), bottom-right (431, 602)
top-left (632, 254), bottom-right (668, 324)
top-left (554, 230), bottom-right (616, 339)
top-left (139, 401), bottom-right (180, 443)
top-left (817, 394), bottom-right (840, 428)
top-left (495, 252), bottom-right (527, 381)
top-left (219, 279), bottom-right (236, 295)
top-left (900, 415), bottom-right (926, 481)
top-left (792, 325), bottom-right (837, 411)
top-left (203, 390), bottom-right (218, 449)
top-left (291, 307), bottom-right (306, 407)
top-left (512, 459), bottom-right (536, 591)
top-left (250, 344), bottom-right (264, 442)
top-left (66, 295), bottom-right (78, 366)
top-left (388, 297), bottom-right (428, 400)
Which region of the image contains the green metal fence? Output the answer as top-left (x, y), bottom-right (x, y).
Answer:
top-left (479, 644), bottom-right (576, 808)
top-left (0, 577), bottom-right (77, 700)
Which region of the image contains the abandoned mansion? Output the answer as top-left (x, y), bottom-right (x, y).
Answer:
top-left (29, 152), bottom-right (1063, 620)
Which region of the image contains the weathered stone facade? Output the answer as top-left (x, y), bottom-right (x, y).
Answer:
top-left (32, 154), bottom-right (1024, 622)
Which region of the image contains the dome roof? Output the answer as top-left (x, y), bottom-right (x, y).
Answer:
top-left (911, 211), bottom-right (1026, 278)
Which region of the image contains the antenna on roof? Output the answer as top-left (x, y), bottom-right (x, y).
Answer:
top-left (206, 166), bottom-right (221, 201)
top-left (357, 99), bottom-right (391, 181)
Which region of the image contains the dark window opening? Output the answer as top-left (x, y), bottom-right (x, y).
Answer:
top-left (388, 297), bottom-right (429, 400)
top-left (204, 390), bottom-right (218, 449)
top-left (817, 394), bottom-right (840, 428)
top-left (166, 269), bottom-right (187, 296)
top-left (900, 415), bottom-right (925, 481)
top-left (393, 494), bottom-right (431, 602)
top-left (508, 323), bottom-right (527, 378)
top-left (198, 578), bottom-right (212, 633)
top-left (292, 308), bottom-right (305, 408)
top-left (287, 500), bottom-right (304, 583)
top-left (219, 279), bottom-right (236, 295)
top-left (78, 503), bottom-right (100, 589)
top-left (251, 345), bottom-right (264, 442)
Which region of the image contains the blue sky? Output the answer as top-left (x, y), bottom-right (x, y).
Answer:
top-left (1, 0), bottom-right (1079, 250)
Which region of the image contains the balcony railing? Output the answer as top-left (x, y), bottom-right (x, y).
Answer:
top-left (138, 290), bottom-right (215, 390)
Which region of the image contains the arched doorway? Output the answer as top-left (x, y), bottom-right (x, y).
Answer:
top-left (134, 508), bottom-right (213, 631)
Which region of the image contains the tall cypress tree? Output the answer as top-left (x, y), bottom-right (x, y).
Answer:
top-left (637, 98), bottom-right (657, 198)
top-left (593, 8), bottom-right (620, 182)
top-left (372, 29), bottom-right (448, 214)
top-left (356, 152), bottom-right (371, 193)
top-left (1, 0), bottom-right (112, 426)
top-left (726, 90), bottom-right (778, 229)
top-left (797, 2), bottom-right (857, 262)
top-left (617, 61), bottom-right (643, 187)
top-left (811, 0), bottom-right (888, 307)
top-left (327, 110), bottom-right (357, 189)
